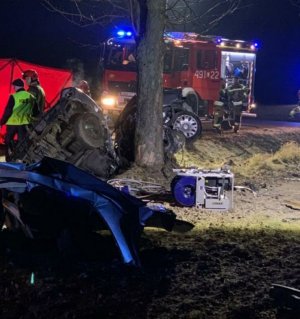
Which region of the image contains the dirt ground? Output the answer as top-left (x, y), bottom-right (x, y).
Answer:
top-left (0, 122), bottom-right (300, 319)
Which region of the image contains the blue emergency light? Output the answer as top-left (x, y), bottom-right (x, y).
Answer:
top-left (117, 30), bottom-right (125, 37)
top-left (116, 30), bottom-right (133, 38)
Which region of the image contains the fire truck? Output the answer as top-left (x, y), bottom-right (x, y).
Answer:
top-left (100, 31), bottom-right (258, 138)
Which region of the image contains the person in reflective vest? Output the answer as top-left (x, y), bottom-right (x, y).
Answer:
top-left (213, 79), bottom-right (227, 134)
top-left (22, 69), bottom-right (45, 119)
top-left (227, 77), bottom-right (246, 133)
top-left (0, 78), bottom-right (35, 159)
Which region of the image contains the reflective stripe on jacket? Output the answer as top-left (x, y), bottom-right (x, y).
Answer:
top-left (6, 91), bottom-right (34, 125)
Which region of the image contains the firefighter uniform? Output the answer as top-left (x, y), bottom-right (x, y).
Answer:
top-left (22, 69), bottom-right (45, 119)
top-left (227, 79), bottom-right (246, 133)
top-left (28, 84), bottom-right (45, 117)
top-left (0, 78), bottom-right (35, 159)
top-left (213, 83), bottom-right (227, 134)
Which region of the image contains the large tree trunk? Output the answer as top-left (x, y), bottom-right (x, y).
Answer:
top-left (135, 0), bottom-right (166, 169)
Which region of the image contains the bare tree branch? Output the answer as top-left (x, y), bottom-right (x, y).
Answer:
top-left (42, 0), bottom-right (129, 27)
top-left (166, 0), bottom-right (244, 33)
top-left (42, 0), bottom-right (248, 33)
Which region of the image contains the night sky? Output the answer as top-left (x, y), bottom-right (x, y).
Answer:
top-left (0, 0), bottom-right (299, 104)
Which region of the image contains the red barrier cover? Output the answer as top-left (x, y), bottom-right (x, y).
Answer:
top-left (0, 58), bottom-right (73, 143)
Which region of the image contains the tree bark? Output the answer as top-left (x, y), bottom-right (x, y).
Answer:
top-left (135, 0), bottom-right (166, 169)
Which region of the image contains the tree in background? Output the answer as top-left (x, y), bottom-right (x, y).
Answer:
top-left (43, 0), bottom-right (244, 170)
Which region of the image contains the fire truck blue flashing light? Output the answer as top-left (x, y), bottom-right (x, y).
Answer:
top-left (116, 30), bottom-right (133, 38)
top-left (117, 30), bottom-right (125, 37)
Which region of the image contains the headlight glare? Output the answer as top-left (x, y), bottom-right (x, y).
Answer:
top-left (101, 96), bottom-right (117, 108)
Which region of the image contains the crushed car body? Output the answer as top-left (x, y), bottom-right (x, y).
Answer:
top-left (0, 157), bottom-right (193, 267)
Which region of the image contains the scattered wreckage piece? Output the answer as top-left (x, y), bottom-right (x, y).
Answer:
top-left (0, 157), bottom-right (194, 267)
top-left (107, 178), bottom-right (169, 198)
top-left (9, 87), bottom-right (118, 179)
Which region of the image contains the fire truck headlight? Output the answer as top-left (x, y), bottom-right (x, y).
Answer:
top-left (101, 96), bottom-right (117, 108)
top-left (250, 103), bottom-right (257, 109)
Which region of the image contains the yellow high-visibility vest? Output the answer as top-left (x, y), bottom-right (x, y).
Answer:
top-left (6, 90), bottom-right (35, 125)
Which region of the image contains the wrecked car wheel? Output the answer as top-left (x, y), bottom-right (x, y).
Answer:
top-left (74, 113), bottom-right (104, 148)
top-left (171, 111), bottom-right (202, 142)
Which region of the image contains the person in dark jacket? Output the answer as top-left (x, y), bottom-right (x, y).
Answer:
top-left (22, 69), bottom-right (45, 119)
top-left (0, 78), bottom-right (35, 159)
top-left (213, 79), bottom-right (227, 134)
top-left (227, 77), bottom-right (246, 133)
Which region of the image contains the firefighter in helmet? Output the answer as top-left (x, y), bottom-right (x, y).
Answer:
top-left (0, 78), bottom-right (35, 160)
top-left (227, 77), bottom-right (246, 133)
top-left (22, 69), bottom-right (45, 119)
top-left (213, 79), bottom-right (227, 134)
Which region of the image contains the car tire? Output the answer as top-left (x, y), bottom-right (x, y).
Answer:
top-left (171, 111), bottom-right (202, 142)
top-left (74, 113), bottom-right (105, 149)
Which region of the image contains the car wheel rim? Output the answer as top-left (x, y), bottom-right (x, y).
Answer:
top-left (173, 115), bottom-right (198, 138)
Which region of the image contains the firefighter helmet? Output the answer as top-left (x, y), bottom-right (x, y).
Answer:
top-left (22, 69), bottom-right (39, 81)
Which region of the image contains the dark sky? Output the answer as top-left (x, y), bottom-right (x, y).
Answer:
top-left (0, 0), bottom-right (299, 104)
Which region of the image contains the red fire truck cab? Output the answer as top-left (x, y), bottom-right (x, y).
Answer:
top-left (100, 31), bottom-right (257, 121)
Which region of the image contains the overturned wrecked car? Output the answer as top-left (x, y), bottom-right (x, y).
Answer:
top-left (0, 157), bottom-right (193, 266)
top-left (9, 87), bottom-right (118, 179)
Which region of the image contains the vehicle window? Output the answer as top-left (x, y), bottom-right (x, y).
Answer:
top-left (106, 47), bottom-right (123, 66)
top-left (173, 48), bottom-right (189, 71)
top-left (164, 49), bottom-right (172, 73)
top-left (197, 50), bottom-right (217, 69)
top-left (106, 46), bottom-right (137, 71)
